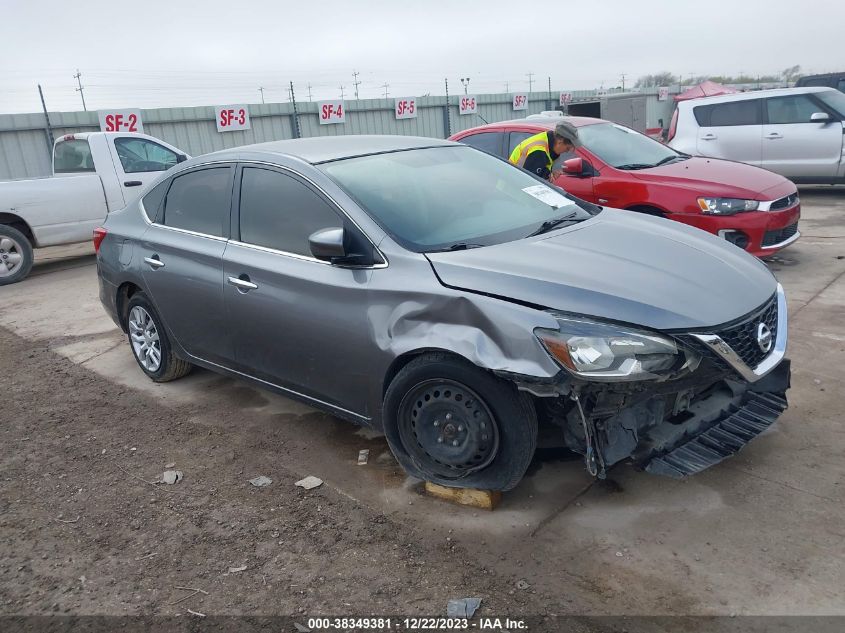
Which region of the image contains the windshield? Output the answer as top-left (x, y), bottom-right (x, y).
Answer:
top-left (579, 122), bottom-right (685, 169)
top-left (816, 89), bottom-right (845, 117)
top-left (320, 146), bottom-right (593, 252)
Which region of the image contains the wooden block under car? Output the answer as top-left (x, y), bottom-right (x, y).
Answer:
top-left (424, 482), bottom-right (502, 510)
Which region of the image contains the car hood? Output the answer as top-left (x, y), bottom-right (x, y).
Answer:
top-left (425, 209), bottom-right (777, 331)
top-left (629, 156), bottom-right (795, 200)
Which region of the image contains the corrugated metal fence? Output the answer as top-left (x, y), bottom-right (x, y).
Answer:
top-left (0, 88), bottom-right (676, 181)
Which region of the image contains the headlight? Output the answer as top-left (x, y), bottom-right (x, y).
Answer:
top-left (697, 197), bottom-right (759, 215)
top-left (536, 316), bottom-right (691, 381)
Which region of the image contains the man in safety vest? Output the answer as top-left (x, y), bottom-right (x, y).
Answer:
top-left (508, 120), bottom-right (580, 181)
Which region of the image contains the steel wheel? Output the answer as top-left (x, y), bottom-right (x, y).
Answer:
top-left (128, 306), bottom-right (162, 372)
top-left (0, 236), bottom-right (25, 279)
top-left (397, 379), bottom-right (501, 479)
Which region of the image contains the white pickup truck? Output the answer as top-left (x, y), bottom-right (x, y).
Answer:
top-left (0, 132), bottom-right (188, 285)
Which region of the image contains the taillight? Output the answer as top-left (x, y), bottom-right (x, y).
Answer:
top-left (93, 227), bottom-right (107, 253)
top-left (666, 109), bottom-right (679, 142)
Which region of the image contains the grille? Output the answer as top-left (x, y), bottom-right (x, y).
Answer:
top-left (769, 193), bottom-right (799, 211)
top-left (762, 222), bottom-right (798, 247)
top-left (716, 295), bottom-right (778, 369)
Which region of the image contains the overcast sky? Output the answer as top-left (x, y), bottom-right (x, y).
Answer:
top-left (1, 0), bottom-right (842, 114)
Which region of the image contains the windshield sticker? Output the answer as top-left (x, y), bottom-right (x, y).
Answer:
top-left (522, 185), bottom-right (569, 208)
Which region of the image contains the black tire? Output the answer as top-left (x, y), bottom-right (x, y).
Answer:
top-left (0, 225), bottom-right (34, 286)
top-left (125, 292), bottom-right (192, 382)
top-left (383, 352), bottom-right (537, 491)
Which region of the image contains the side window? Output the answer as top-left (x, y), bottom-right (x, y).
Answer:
top-left (766, 95), bottom-right (822, 124)
top-left (54, 139), bottom-right (95, 173)
top-left (162, 167), bottom-right (231, 237)
top-left (141, 179), bottom-right (169, 223)
top-left (238, 167), bottom-right (342, 257)
top-left (696, 100), bottom-right (761, 127)
top-left (114, 138), bottom-right (179, 174)
top-left (460, 132), bottom-right (504, 157)
top-left (837, 79), bottom-right (845, 94)
top-left (508, 132), bottom-right (534, 156)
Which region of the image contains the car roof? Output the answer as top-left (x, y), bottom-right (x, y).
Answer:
top-left (677, 86), bottom-right (838, 107)
top-left (211, 134), bottom-right (455, 164)
top-left (455, 115), bottom-right (606, 135)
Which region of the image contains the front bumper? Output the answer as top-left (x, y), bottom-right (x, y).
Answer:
top-left (672, 203), bottom-right (800, 258)
top-left (640, 358), bottom-right (790, 478)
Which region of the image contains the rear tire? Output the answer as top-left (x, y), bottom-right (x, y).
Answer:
top-left (383, 353), bottom-right (537, 491)
top-left (125, 292), bottom-right (192, 382)
top-left (0, 225), bottom-right (34, 286)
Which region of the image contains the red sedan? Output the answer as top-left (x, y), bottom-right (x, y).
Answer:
top-left (450, 117), bottom-right (800, 257)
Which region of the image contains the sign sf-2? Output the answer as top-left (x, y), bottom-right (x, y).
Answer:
top-left (98, 109), bottom-right (143, 134)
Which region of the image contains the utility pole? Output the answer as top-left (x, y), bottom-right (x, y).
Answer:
top-left (444, 78), bottom-right (452, 138)
top-left (339, 85), bottom-right (345, 99)
top-left (307, 83), bottom-right (313, 101)
top-left (548, 76), bottom-right (552, 110)
top-left (73, 69), bottom-right (87, 111)
top-left (290, 81), bottom-right (301, 139)
top-left (504, 82), bottom-right (509, 93)
top-left (381, 83), bottom-right (390, 98)
top-left (620, 73), bottom-right (627, 91)
top-left (460, 77), bottom-right (470, 95)
top-left (258, 87), bottom-right (265, 104)
top-left (526, 72), bottom-right (534, 93)
top-left (352, 70), bottom-right (361, 100)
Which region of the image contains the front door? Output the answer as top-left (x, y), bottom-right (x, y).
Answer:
top-left (139, 164), bottom-right (235, 365)
top-left (223, 165), bottom-right (374, 417)
top-left (761, 94), bottom-right (844, 179)
top-left (108, 135), bottom-right (183, 203)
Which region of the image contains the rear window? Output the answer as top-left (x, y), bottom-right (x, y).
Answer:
top-left (693, 100), bottom-right (761, 127)
top-left (162, 167), bottom-right (232, 237)
top-left (54, 139), bottom-right (95, 173)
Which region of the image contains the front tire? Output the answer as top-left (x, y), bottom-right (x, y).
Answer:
top-left (383, 353), bottom-right (537, 491)
top-left (125, 292), bottom-right (192, 382)
top-left (0, 225), bottom-right (34, 286)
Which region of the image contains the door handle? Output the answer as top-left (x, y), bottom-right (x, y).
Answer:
top-left (143, 256), bottom-right (165, 269)
top-left (227, 275), bottom-right (258, 291)
top-left (765, 133), bottom-right (783, 139)
top-left (124, 180), bottom-right (143, 187)
top-left (701, 134), bottom-right (717, 140)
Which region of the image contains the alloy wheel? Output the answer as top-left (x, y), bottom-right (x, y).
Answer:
top-left (128, 306), bottom-right (162, 372)
top-left (0, 237), bottom-right (25, 278)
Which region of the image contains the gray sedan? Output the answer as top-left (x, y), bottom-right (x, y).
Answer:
top-left (96, 135), bottom-right (790, 490)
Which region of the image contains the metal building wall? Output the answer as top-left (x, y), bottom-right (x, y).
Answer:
top-left (0, 88), bottom-right (677, 181)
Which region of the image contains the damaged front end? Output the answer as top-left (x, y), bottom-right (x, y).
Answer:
top-left (516, 285), bottom-right (790, 479)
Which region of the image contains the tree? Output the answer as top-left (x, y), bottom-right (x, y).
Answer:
top-left (781, 65), bottom-right (803, 82)
top-left (634, 72), bottom-right (678, 88)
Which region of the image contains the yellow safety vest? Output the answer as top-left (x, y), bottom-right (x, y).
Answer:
top-left (508, 131), bottom-right (552, 172)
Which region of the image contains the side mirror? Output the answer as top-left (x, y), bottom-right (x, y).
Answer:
top-left (176, 154), bottom-right (188, 163)
top-left (562, 157), bottom-right (585, 175)
top-left (309, 227), bottom-right (346, 262)
top-left (810, 112), bottom-right (831, 123)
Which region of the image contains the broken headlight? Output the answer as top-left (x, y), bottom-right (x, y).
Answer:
top-left (536, 316), bottom-right (690, 381)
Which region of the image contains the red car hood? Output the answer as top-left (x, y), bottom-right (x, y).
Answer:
top-left (630, 157), bottom-right (796, 200)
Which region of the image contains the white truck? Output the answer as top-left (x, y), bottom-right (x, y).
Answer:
top-left (0, 132), bottom-right (188, 285)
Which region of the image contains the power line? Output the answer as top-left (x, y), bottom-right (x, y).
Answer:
top-left (73, 69), bottom-right (87, 111)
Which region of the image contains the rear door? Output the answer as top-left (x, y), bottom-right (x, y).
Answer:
top-left (108, 136), bottom-right (183, 203)
top-left (139, 164), bottom-right (235, 366)
top-left (223, 164), bottom-right (374, 416)
top-left (761, 93), bottom-right (843, 178)
top-left (693, 99), bottom-right (763, 166)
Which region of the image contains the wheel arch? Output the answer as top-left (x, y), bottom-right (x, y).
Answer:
top-left (0, 213), bottom-right (36, 245)
top-left (115, 281), bottom-right (143, 332)
top-left (383, 348), bottom-right (479, 398)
